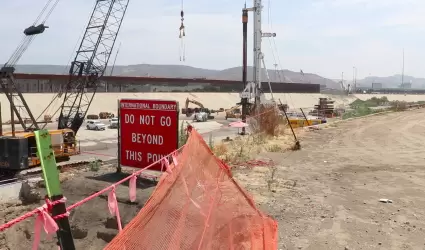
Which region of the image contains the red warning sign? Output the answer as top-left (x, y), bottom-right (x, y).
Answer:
top-left (119, 99), bottom-right (179, 171)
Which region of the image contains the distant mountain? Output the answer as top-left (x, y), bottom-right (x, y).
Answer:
top-left (354, 75), bottom-right (425, 89)
top-left (14, 64), bottom-right (341, 90)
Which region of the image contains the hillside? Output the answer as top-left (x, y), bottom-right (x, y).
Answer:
top-left (14, 64), bottom-right (341, 90)
top-left (354, 75), bottom-right (425, 89)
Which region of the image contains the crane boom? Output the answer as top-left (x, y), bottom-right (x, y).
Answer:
top-left (0, 0), bottom-right (60, 132)
top-left (57, 0), bottom-right (130, 133)
top-left (0, 69), bottom-right (40, 131)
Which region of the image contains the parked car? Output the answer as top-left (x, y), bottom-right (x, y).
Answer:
top-left (86, 120), bottom-right (106, 130)
top-left (109, 117), bottom-right (119, 128)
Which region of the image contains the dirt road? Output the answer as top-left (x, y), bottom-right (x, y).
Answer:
top-left (234, 109), bottom-right (425, 249)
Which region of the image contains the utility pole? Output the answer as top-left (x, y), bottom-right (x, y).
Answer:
top-left (241, 6), bottom-right (248, 135)
top-left (351, 66), bottom-right (357, 93)
top-left (352, 66), bottom-right (357, 93)
top-left (0, 101), bottom-right (2, 136)
top-left (274, 63), bottom-right (278, 81)
top-left (401, 48), bottom-right (405, 88)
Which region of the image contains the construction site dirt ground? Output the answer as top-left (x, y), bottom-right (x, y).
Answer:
top-left (0, 165), bottom-right (159, 250)
top-left (232, 108), bottom-right (425, 250)
top-left (1, 108), bottom-right (425, 249)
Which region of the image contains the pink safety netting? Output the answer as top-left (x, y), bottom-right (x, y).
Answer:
top-left (105, 129), bottom-right (278, 250)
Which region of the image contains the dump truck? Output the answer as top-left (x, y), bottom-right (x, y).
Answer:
top-left (99, 112), bottom-right (114, 119)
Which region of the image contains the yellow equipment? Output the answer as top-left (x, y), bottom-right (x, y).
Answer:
top-left (287, 117), bottom-right (325, 128)
top-left (2, 128), bottom-right (79, 168)
top-left (99, 112), bottom-right (114, 119)
top-left (182, 98), bottom-right (205, 116)
top-left (225, 105), bottom-right (241, 119)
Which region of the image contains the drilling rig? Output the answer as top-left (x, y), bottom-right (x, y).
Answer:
top-left (0, 0), bottom-right (130, 176)
top-left (239, 0), bottom-right (276, 134)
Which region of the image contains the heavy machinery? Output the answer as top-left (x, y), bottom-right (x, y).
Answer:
top-left (0, 0), bottom-right (129, 175)
top-left (55, 0), bottom-right (129, 134)
top-left (225, 105), bottom-right (241, 120)
top-left (99, 112), bottom-right (115, 119)
top-left (43, 114), bottom-right (53, 123)
top-left (181, 98), bottom-right (203, 116)
top-left (0, 1), bottom-right (75, 174)
top-left (182, 97), bottom-right (215, 122)
top-left (310, 98), bottom-right (335, 118)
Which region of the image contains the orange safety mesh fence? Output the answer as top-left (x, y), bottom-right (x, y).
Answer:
top-left (105, 129), bottom-right (278, 250)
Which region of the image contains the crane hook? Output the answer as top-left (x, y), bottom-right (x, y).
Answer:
top-left (179, 1), bottom-right (186, 61)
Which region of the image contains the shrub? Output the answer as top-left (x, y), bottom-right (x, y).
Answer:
top-left (208, 133), bottom-right (214, 150)
top-left (248, 104), bottom-right (281, 136)
top-left (178, 122), bottom-right (189, 147)
top-left (89, 159), bottom-right (101, 172)
top-left (390, 101), bottom-right (408, 111)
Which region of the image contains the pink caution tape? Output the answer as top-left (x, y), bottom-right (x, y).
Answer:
top-left (0, 147), bottom-right (186, 243)
top-left (172, 152), bottom-right (178, 166)
top-left (129, 175), bottom-right (137, 202)
top-left (161, 157), bottom-right (172, 174)
top-left (108, 187), bottom-right (123, 231)
top-left (32, 205), bottom-right (59, 250)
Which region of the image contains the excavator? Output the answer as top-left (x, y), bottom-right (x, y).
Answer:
top-left (0, 0), bottom-right (129, 176)
top-left (225, 105), bottom-right (241, 120)
top-left (182, 98), bottom-right (215, 122)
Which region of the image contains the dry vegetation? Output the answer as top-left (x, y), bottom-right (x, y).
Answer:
top-left (211, 105), bottom-right (300, 165)
top-left (248, 105), bottom-right (282, 136)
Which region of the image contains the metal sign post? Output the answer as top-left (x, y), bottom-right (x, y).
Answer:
top-left (34, 130), bottom-right (75, 250)
top-left (117, 99), bottom-right (121, 173)
top-left (0, 101), bottom-right (2, 136)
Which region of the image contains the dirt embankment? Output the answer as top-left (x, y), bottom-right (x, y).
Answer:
top-left (0, 166), bottom-right (156, 250)
top-left (233, 109), bottom-right (425, 249)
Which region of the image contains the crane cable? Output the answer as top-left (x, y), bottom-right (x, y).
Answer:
top-left (265, 0), bottom-right (296, 109)
top-left (179, 0), bottom-right (186, 61)
top-left (6, 0), bottom-right (53, 66)
top-left (37, 0), bottom-right (104, 125)
top-left (5, 0), bottom-right (61, 67)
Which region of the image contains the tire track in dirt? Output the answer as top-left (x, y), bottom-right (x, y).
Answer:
top-left (335, 110), bottom-right (421, 167)
top-left (234, 109), bottom-right (425, 249)
top-left (307, 110), bottom-right (425, 249)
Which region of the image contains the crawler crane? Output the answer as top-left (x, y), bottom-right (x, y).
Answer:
top-left (0, 0), bottom-right (130, 176)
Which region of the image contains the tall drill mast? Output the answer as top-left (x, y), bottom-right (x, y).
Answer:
top-left (240, 0), bottom-right (275, 106)
top-left (57, 0), bottom-right (129, 133)
top-left (252, 0), bottom-right (276, 103)
top-left (252, 0), bottom-right (262, 102)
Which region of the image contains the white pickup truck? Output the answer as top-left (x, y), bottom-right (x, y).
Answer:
top-left (193, 111), bottom-right (208, 122)
top-left (109, 117), bottom-right (119, 128)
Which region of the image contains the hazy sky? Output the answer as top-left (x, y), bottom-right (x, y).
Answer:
top-left (1, 0), bottom-right (424, 79)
